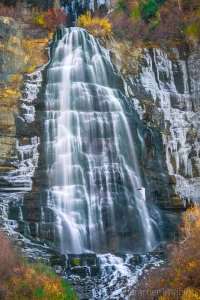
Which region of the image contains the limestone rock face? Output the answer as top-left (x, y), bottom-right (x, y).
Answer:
top-left (0, 16), bottom-right (51, 191)
top-left (107, 38), bottom-right (200, 209)
top-left (0, 17), bottom-right (51, 83)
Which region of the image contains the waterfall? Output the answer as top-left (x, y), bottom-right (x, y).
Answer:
top-left (43, 27), bottom-right (160, 254)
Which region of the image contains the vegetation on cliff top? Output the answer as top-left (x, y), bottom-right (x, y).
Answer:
top-left (0, 3), bottom-right (67, 32)
top-left (0, 233), bottom-right (77, 300)
top-left (133, 206), bottom-right (200, 300)
top-left (77, 10), bottom-right (112, 37)
top-left (31, 8), bottom-right (67, 31)
top-left (109, 0), bottom-right (200, 48)
top-left (77, 0), bottom-right (200, 48)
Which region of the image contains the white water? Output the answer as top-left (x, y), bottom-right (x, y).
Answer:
top-left (94, 253), bottom-right (164, 299)
top-left (44, 27), bottom-right (160, 254)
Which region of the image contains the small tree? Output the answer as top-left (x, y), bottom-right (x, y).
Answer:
top-left (132, 206), bottom-right (200, 300)
top-left (140, 0), bottom-right (158, 22)
top-left (77, 11), bottom-right (112, 37)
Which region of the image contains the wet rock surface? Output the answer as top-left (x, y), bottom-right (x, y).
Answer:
top-left (65, 251), bottom-right (166, 300)
top-left (133, 47), bottom-right (200, 207)
top-left (105, 37), bottom-right (200, 210)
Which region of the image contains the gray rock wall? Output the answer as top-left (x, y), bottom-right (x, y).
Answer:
top-left (118, 45), bottom-right (200, 208)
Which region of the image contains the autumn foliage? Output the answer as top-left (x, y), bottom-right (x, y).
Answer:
top-left (109, 0), bottom-right (200, 48)
top-left (0, 3), bottom-right (66, 31)
top-left (31, 8), bottom-right (67, 31)
top-left (77, 11), bottom-right (112, 37)
top-left (0, 233), bottom-right (77, 300)
top-left (133, 206), bottom-right (200, 300)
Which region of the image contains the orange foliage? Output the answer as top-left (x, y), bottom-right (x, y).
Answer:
top-left (133, 206), bottom-right (200, 300)
top-left (77, 11), bottom-right (112, 37)
top-left (0, 233), bottom-right (77, 300)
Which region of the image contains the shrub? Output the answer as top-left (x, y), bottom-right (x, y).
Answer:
top-left (184, 23), bottom-right (200, 47)
top-left (77, 10), bottom-right (112, 37)
top-left (150, 14), bottom-right (160, 30)
top-left (8, 263), bottom-right (77, 300)
top-left (31, 10), bottom-right (46, 27)
top-left (11, 75), bottom-right (22, 84)
top-left (131, 6), bottom-right (140, 21)
top-left (109, 0), bottom-right (200, 47)
top-left (43, 8), bottom-right (67, 31)
top-left (117, 0), bottom-right (127, 11)
top-left (31, 8), bottom-right (67, 31)
top-left (140, 0), bottom-right (158, 22)
top-left (132, 206), bottom-right (200, 300)
top-left (0, 233), bottom-right (77, 300)
top-left (0, 233), bottom-right (21, 282)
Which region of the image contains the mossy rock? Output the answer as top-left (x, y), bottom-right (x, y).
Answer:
top-left (71, 258), bottom-right (81, 267)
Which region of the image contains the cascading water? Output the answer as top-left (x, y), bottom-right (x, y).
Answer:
top-left (42, 27), bottom-right (160, 254)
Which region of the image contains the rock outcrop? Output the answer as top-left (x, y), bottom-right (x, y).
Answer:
top-left (106, 37), bottom-right (200, 209)
top-left (0, 16), bottom-right (52, 192)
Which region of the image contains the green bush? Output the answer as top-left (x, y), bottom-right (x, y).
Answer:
top-left (184, 23), bottom-right (200, 46)
top-left (140, 0), bottom-right (158, 22)
top-left (131, 6), bottom-right (140, 21)
top-left (117, 0), bottom-right (126, 11)
top-left (184, 23), bottom-right (199, 38)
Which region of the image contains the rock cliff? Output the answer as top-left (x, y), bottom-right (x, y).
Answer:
top-left (0, 16), bottom-right (51, 192)
top-left (0, 16), bottom-right (53, 251)
top-left (106, 38), bottom-right (200, 209)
